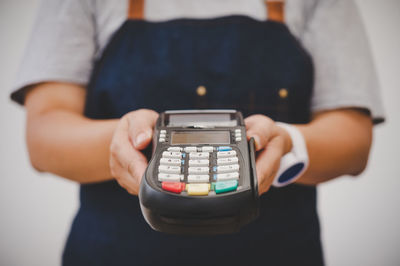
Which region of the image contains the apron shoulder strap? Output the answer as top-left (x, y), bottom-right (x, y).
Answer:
top-left (265, 0), bottom-right (285, 23)
top-left (127, 0), bottom-right (285, 23)
top-left (128, 0), bottom-right (144, 20)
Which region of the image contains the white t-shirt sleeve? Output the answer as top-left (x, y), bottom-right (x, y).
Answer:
top-left (11, 0), bottom-right (96, 104)
top-left (301, 0), bottom-right (385, 124)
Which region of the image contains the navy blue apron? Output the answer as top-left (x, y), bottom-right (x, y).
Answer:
top-left (63, 0), bottom-right (323, 265)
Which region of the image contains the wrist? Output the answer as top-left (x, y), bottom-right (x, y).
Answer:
top-left (276, 124), bottom-right (293, 155)
top-left (273, 122), bottom-right (309, 187)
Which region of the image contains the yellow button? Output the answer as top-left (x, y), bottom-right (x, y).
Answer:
top-left (187, 183), bottom-right (210, 196)
top-left (279, 88), bottom-right (288, 98)
top-left (196, 85), bottom-right (207, 96)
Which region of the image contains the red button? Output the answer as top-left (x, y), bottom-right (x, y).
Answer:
top-left (162, 182), bottom-right (185, 194)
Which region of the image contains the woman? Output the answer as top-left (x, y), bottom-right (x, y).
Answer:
top-left (12, 0), bottom-right (384, 265)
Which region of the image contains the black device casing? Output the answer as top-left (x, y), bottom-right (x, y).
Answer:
top-left (139, 111), bottom-right (259, 235)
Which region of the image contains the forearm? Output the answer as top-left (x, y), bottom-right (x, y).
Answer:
top-left (24, 82), bottom-right (119, 183)
top-left (295, 109), bottom-right (373, 185)
top-left (27, 110), bottom-right (118, 183)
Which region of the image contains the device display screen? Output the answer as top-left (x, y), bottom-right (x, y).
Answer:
top-left (171, 131), bottom-right (231, 145)
top-left (168, 113), bottom-right (237, 127)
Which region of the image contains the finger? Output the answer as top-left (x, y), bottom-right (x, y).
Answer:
top-left (127, 150), bottom-right (148, 182)
top-left (245, 115), bottom-right (278, 151)
top-left (111, 156), bottom-right (137, 194)
top-left (111, 144), bottom-right (148, 181)
top-left (114, 165), bottom-right (140, 195)
top-left (110, 117), bottom-right (150, 195)
top-left (112, 137), bottom-right (148, 178)
top-left (110, 118), bottom-right (149, 178)
top-left (127, 109), bottom-right (159, 150)
top-left (110, 118), bottom-right (136, 170)
top-left (111, 151), bottom-right (147, 195)
top-left (255, 136), bottom-right (285, 194)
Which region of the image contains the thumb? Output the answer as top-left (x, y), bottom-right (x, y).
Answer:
top-left (244, 115), bottom-right (276, 151)
top-left (246, 131), bottom-right (263, 151)
top-left (134, 130), bottom-right (152, 150)
top-left (127, 110), bottom-right (159, 150)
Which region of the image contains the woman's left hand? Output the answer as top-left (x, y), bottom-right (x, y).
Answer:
top-left (245, 115), bottom-right (293, 195)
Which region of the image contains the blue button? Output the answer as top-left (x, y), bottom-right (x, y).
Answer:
top-left (213, 166), bottom-right (217, 172)
top-left (218, 146), bottom-right (232, 151)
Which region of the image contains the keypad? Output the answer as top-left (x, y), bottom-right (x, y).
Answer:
top-left (158, 145), bottom-right (240, 196)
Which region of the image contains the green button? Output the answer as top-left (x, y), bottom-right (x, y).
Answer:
top-left (215, 180), bottom-right (238, 194)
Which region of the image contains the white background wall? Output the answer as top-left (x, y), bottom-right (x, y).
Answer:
top-left (0, 1), bottom-right (399, 265)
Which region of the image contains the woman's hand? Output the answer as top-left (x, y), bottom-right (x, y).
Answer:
top-left (110, 109), bottom-right (159, 195)
top-left (245, 115), bottom-right (292, 195)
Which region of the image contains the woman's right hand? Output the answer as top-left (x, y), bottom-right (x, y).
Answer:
top-left (109, 109), bottom-right (159, 195)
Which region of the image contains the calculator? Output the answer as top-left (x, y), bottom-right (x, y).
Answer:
top-left (139, 110), bottom-right (259, 235)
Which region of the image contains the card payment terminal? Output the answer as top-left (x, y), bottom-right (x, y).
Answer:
top-left (139, 110), bottom-right (259, 235)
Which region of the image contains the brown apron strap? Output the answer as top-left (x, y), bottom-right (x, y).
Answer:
top-left (128, 0), bottom-right (283, 22)
top-left (128, 0), bottom-right (145, 20)
top-left (265, 0), bottom-right (285, 23)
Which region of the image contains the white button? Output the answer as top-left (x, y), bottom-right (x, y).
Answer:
top-left (160, 130), bottom-right (167, 134)
top-left (214, 164), bottom-right (240, 173)
top-left (162, 151), bottom-right (182, 159)
top-left (189, 159), bottom-right (209, 167)
top-left (160, 158), bottom-right (181, 166)
top-left (158, 173), bottom-right (182, 182)
top-left (201, 146), bottom-right (214, 152)
top-left (188, 167), bottom-right (209, 174)
top-left (187, 174), bottom-right (209, 183)
top-left (189, 152), bottom-right (209, 159)
top-left (235, 137), bottom-right (242, 142)
top-left (215, 172), bottom-right (239, 181)
top-left (217, 151), bottom-right (237, 158)
top-left (158, 165), bottom-right (181, 174)
top-left (167, 147), bottom-right (182, 152)
top-left (159, 138), bottom-right (165, 142)
top-left (217, 157), bottom-right (239, 165)
top-left (235, 132), bottom-right (241, 137)
top-left (159, 133), bottom-right (166, 138)
top-left (184, 146), bottom-right (198, 153)
top-left (235, 129), bottom-right (241, 133)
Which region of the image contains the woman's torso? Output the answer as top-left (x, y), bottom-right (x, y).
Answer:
top-left (63, 1), bottom-right (323, 265)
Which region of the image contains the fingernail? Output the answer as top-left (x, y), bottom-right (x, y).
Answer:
top-left (135, 132), bottom-right (148, 147)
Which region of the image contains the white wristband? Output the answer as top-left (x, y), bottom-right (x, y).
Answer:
top-left (273, 122), bottom-right (309, 187)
